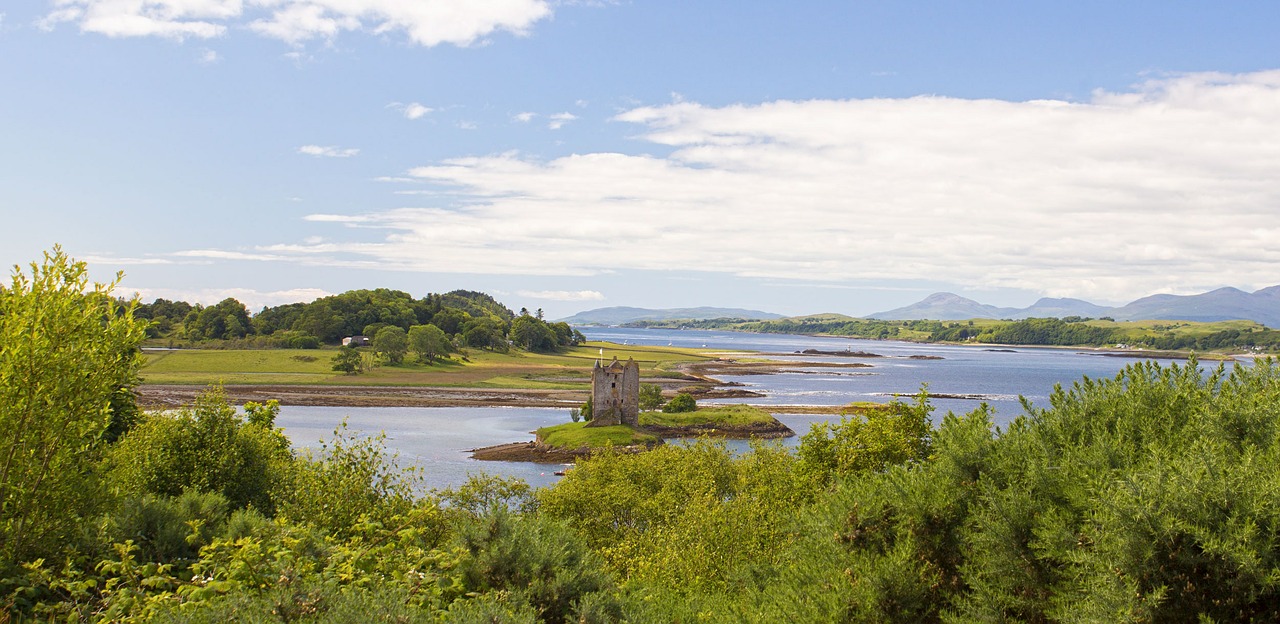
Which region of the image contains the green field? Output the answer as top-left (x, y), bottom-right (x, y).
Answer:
top-left (140, 341), bottom-right (728, 387)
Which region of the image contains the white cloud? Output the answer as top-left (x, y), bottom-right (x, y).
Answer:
top-left (125, 286), bottom-right (333, 309)
top-left (174, 249), bottom-right (288, 261)
top-left (402, 102), bottom-right (433, 119)
top-left (198, 48), bottom-right (219, 63)
top-left (42, 0), bottom-right (239, 39)
top-left (547, 111), bottom-right (577, 129)
top-left (83, 254), bottom-right (174, 266)
top-left (42, 0), bottom-right (551, 46)
top-left (513, 111), bottom-right (536, 123)
top-left (457, 121), bottom-right (477, 130)
top-left (195, 71), bottom-right (1280, 303)
top-left (517, 290), bottom-right (605, 301)
top-left (297, 144), bottom-right (359, 158)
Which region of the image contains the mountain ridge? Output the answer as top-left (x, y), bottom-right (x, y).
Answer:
top-left (868, 286), bottom-right (1280, 327)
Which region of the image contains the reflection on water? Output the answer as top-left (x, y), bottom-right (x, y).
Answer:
top-left (276, 327), bottom-right (1214, 491)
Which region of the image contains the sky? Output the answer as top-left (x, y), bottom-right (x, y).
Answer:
top-left (2, 1), bottom-right (1279, 320)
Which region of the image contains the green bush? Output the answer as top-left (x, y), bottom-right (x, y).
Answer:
top-left (107, 389), bottom-right (293, 513)
top-left (661, 393), bottom-right (696, 413)
top-left (0, 248), bottom-right (147, 566)
top-left (275, 422), bottom-right (425, 537)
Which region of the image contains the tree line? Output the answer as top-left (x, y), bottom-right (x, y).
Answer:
top-left (131, 288), bottom-right (584, 355)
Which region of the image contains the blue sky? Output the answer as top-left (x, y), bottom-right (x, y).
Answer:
top-left (2, 1), bottom-right (1278, 319)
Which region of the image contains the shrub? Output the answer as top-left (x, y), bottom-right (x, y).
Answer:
top-left (662, 393), bottom-right (696, 413)
top-left (107, 389), bottom-right (293, 514)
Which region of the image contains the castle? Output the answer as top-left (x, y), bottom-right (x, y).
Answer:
top-left (588, 356), bottom-right (640, 427)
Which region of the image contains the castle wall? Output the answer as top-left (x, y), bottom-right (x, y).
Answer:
top-left (589, 357), bottom-right (640, 427)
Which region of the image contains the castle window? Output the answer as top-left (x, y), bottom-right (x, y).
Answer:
top-left (612, 382), bottom-right (616, 388)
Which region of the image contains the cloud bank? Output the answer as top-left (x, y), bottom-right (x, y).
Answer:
top-left (253, 71), bottom-right (1280, 302)
top-left (42, 0), bottom-right (552, 46)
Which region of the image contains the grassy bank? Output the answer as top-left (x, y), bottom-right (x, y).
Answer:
top-left (141, 341), bottom-right (727, 388)
top-left (640, 404), bottom-right (779, 427)
top-left (536, 422), bottom-right (662, 449)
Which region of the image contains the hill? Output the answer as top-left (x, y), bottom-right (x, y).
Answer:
top-left (868, 286), bottom-right (1280, 327)
top-left (559, 306), bottom-right (783, 326)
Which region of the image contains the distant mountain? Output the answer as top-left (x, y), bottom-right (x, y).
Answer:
top-left (1020, 297), bottom-right (1114, 319)
top-left (868, 286), bottom-right (1280, 327)
top-left (560, 306), bottom-right (784, 326)
top-left (1113, 286), bottom-right (1280, 326)
top-left (866, 293), bottom-right (1013, 321)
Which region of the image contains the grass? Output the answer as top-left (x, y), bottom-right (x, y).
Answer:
top-left (536, 422), bottom-right (661, 449)
top-left (639, 404), bottom-right (777, 427)
top-left (139, 341), bottom-right (720, 388)
top-left (839, 401), bottom-right (896, 415)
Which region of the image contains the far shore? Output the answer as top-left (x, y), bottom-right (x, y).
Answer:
top-left (136, 339), bottom-right (1236, 411)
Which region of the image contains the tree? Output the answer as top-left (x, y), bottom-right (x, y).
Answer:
top-left (0, 247), bottom-right (148, 565)
top-left (639, 384), bottom-right (664, 411)
top-left (373, 325), bottom-right (409, 365)
top-left (511, 316), bottom-right (556, 352)
top-left (332, 345), bottom-right (362, 374)
top-left (662, 393), bottom-right (697, 413)
top-left (408, 324), bottom-right (450, 364)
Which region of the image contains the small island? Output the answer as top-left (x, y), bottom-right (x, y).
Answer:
top-left (469, 405), bottom-right (794, 463)
top-left (470, 357), bottom-right (794, 463)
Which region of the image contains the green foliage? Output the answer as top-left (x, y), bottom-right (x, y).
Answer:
top-left (331, 345), bottom-right (363, 374)
top-left (440, 474), bottom-right (535, 518)
top-left (638, 383), bottom-right (663, 411)
top-left (462, 316), bottom-right (509, 351)
top-left (408, 323), bottom-right (451, 364)
top-left (581, 397), bottom-right (593, 421)
top-left (538, 440), bottom-right (811, 595)
top-left (662, 392), bottom-right (697, 413)
top-left (0, 247), bottom-right (147, 567)
top-left (373, 325), bottom-right (409, 364)
top-left (183, 297), bottom-right (253, 341)
top-left (639, 404), bottom-right (778, 427)
top-left (107, 388), bottom-right (293, 513)
top-left (99, 491), bottom-right (245, 564)
top-left (798, 391), bottom-right (934, 484)
top-left (536, 423), bottom-right (660, 449)
top-left (454, 508), bottom-right (615, 623)
top-left (276, 422), bottom-right (424, 537)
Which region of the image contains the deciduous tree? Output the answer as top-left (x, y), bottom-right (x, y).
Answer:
top-left (0, 247), bottom-right (147, 565)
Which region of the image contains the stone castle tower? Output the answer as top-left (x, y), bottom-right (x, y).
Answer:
top-left (589, 356), bottom-right (640, 427)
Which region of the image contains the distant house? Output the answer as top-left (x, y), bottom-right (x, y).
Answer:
top-left (342, 336), bottom-right (371, 347)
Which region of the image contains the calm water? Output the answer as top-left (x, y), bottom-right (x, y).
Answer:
top-left (277, 327), bottom-right (1212, 490)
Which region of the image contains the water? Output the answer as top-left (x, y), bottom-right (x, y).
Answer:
top-left (584, 327), bottom-right (1193, 420)
top-left (274, 406), bottom-right (570, 492)
top-left (276, 327), bottom-right (1215, 490)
